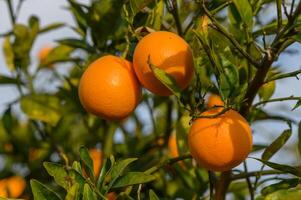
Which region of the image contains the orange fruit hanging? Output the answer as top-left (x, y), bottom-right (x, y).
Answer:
top-left (78, 55), bottom-right (141, 120)
top-left (188, 108), bottom-right (252, 172)
top-left (133, 31), bottom-right (194, 96)
top-left (0, 176), bottom-right (26, 198)
top-left (168, 134), bottom-right (179, 158)
top-left (89, 148), bottom-right (102, 177)
top-left (207, 94), bottom-right (224, 108)
top-left (38, 46), bottom-right (53, 67)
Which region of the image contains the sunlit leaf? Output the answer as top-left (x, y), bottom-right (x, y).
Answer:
top-left (232, 0), bottom-right (253, 28)
top-left (65, 183), bottom-right (80, 200)
top-left (31, 179), bottom-right (62, 200)
top-left (44, 162), bottom-right (71, 190)
top-left (259, 81), bottom-right (276, 101)
top-left (20, 95), bottom-right (61, 126)
top-left (3, 36), bottom-right (15, 70)
top-left (83, 184), bottom-right (97, 200)
top-left (148, 58), bottom-right (181, 99)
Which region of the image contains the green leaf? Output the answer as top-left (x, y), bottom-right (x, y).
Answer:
top-left (259, 81), bottom-right (276, 101)
top-left (65, 183), bottom-right (80, 200)
top-left (219, 61), bottom-right (239, 99)
top-left (72, 161), bottom-right (82, 174)
top-left (3, 36), bottom-right (15, 70)
top-left (107, 158), bottom-right (137, 190)
top-left (31, 179), bottom-right (62, 200)
top-left (97, 157), bottom-right (112, 189)
top-left (149, 189), bottom-right (160, 200)
top-left (261, 178), bottom-right (300, 196)
top-left (39, 23), bottom-right (65, 34)
top-left (2, 107), bottom-right (13, 134)
top-left (253, 158), bottom-right (301, 177)
top-left (42, 45), bottom-right (74, 66)
top-left (146, 0), bottom-right (163, 30)
top-left (112, 172), bottom-right (156, 188)
top-left (264, 188), bottom-right (301, 200)
top-left (232, 0), bottom-right (253, 28)
top-left (57, 38), bottom-right (95, 53)
top-left (68, 0), bottom-right (88, 33)
top-left (148, 57), bottom-right (181, 98)
top-left (83, 184), bottom-right (97, 200)
top-left (43, 162), bottom-right (71, 190)
top-left (292, 99), bottom-right (301, 111)
top-left (20, 95), bottom-right (61, 126)
top-left (28, 15), bottom-right (40, 39)
top-left (262, 129), bottom-right (291, 161)
top-left (79, 146), bottom-right (94, 180)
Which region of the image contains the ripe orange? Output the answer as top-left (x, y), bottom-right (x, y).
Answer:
top-left (133, 31), bottom-right (194, 96)
top-left (207, 94), bottom-right (224, 108)
top-left (38, 46), bottom-right (52, 67)
top-left (168, 134), bottom-right (179, 158)
top-left (188, 109), bottom-right (252, 171)
top-left (89, 148), bottom-right (102, 176)
top-left (78, 55), bottom-right (141, 120)
top-left (0, 176), bottom-right (26, 198)
top-left (107, 192), bottom-right (117, 200)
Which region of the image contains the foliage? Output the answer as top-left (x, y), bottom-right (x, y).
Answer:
top-left (1, 0), bottom-right (301, 199)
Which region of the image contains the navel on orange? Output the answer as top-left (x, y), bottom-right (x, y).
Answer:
top-left (133, 31), bottom-right (194, 96)
top-left (188, 109), bottom-right (252, 172)
top-left (78, 55), bottom-right (141, 120)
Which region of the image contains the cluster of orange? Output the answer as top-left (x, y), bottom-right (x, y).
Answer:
top-left (77, 31), bottom-right (252, 172)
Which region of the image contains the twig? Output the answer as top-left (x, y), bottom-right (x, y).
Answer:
top-left (277, 0), bottom-right (283, 31)
top-left (6, 0), bottom-right (15, 24)
top-left (231, 169), bottom-right (286, 180)
top-left (243, 161), bottom-right (254, 200)
top-left (193, 107), bottom-right (231, 119)
top-left (202, 4), bottom-right (261, 68)
top-left (282, 0), bottom-right (290, 19)
top-left (253, 96), bottom-right (301, 107)
top-left (166, 0), bottom-right (183, 36)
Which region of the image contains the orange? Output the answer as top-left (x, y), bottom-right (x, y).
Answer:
top-left (38, 46), bottom-right (52, 67)
top-left (188, 109), bottom-right (252, 171)
top-left (89, 148), bottom-right (102, 176)
top-left (133, 31), bottom-right (194, 96)
top-left (168, 134), bottom-right (179, 158)
top-left (78, 55), bottom-right (141, 120)
top-left (0, 176), bottom-right (26, 198)
top-left (107, 192), bottom-right (117, 200)
top-left (207, 94), bottom-right (224, 108)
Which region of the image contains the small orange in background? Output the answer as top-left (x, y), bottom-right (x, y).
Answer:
top-left (0, 176), bottom-right (26, 198)
top-left (89, 148), bottom-right (102, 177)
top-left (38, 46), bottom-right (52, 67)
top-left (107, 192), bottom-right (117, 200)
top-left (207, 94), bottom-right (224, 108)
top-left (78, 55), bottom-right (141, 120)
top-left (188, 108), bottom-right (252, 172)
top-left (133, 31), bottom-right (194, 96)
top-left (168, 134), bottom-right (179, 158)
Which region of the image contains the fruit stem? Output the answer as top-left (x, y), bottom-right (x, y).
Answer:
top-left (214, 171), bottom-right (231, 200)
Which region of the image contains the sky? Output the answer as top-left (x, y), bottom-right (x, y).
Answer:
top-left (1, 0), bottom-right (301, 173)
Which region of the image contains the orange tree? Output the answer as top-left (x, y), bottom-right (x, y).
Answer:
top-left (1, 0), bottom-right (301, 199)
